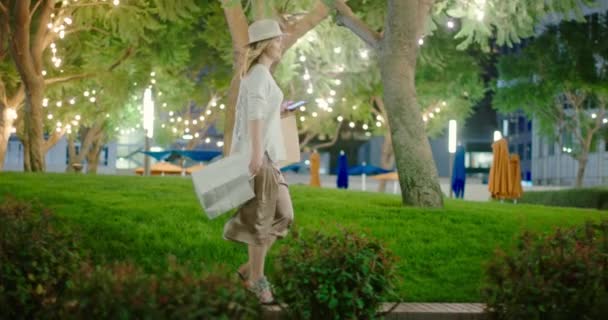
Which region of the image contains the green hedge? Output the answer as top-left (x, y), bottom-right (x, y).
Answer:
top-left (520, 187), bottom-right (608, 210)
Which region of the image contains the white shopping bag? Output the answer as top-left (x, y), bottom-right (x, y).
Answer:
top-left (191, 153), bottom-right (254, 219)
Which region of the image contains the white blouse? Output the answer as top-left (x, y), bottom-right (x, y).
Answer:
top-left (230, 64), bottom-right (286, 163)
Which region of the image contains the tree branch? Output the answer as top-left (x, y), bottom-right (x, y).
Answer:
top-left (0, 2), bottom-right (7, 15)
top-left (32, 0), bottom-right (54, 73)
top-left (312, 121), bottom-right (343, 150)
top-left (108, 46), bottom-right (134, 71)
top-left (43, 127), bottom-right (66, 154)
top-left (332, 0), bottom-right (382, 49)
top-left (29, 0), bottom-right (44, 21)
top-left (299, 131), bottom-right (316, 149)
top-left (45, 73), bottom-right (92, 85)
top-left (222, 0), bottom-right (249, 68)
top-left (417, 0), bottom-right (435, 38)
top-left (281, 1), bottom-right (330, 52)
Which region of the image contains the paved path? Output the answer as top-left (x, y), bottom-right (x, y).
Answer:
top-left (263, 302), bottom-right (488, 319)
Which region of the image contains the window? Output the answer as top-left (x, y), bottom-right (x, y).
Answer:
top-left (518, 144), bottom-right (524, 160)
top-left (526, 143), bottom-right (532, 160)
top-left (538, 138), bottom-right (544, 158)
top-left (548, 141), bottom-right (555, 156)
top-left (518, 116), bottom-right (526, 133)
top-left (103, 146), bottom-right (109, 166)
top-left (527, 120), bottom-right (532, 132)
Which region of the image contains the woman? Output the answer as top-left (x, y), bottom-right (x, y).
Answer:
top-left (223, 19), bottom-right (294, 304)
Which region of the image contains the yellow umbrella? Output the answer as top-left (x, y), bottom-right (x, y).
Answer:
top-left (488, 138), bottom-right (512, 199)
top-left (508, 154), bottom-right (523, 200)
top-left (309, 151), bottom-right (321, 187)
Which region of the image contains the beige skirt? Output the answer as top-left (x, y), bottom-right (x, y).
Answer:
top-left (223, 155), bottom-right (294, 245)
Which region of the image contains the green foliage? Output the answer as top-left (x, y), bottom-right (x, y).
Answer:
top-left (520, 187), bottom-right (608, 210)
top-left (417, 29), bottom-right (485, 137)
top-left (273, 228), bottom-right (399, 320)
top-left (58, 259), bottom-right (261, 320)
top-left (0, 197), bottom-right (82, 319)
top-left (495, 14), bottom-right (608, 158)
top-left (483, 220), bottom-right (608, 320)
top-left (433, 0), bottom-right (594, 50)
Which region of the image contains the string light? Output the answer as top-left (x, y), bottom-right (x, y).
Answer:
top-left (337, 116), bottom-right (344, 122)
top-left (418, 38), bottom-right (424, 45)
top-left (360, 49), bottom-right (369, 59)
top-left (447, 20), bottom-right (455, 29)
top-left (349, 122), bottom-right (355, 128)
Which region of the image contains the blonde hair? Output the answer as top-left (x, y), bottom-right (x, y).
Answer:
top-left (241, 38), bottom-right (274, 78)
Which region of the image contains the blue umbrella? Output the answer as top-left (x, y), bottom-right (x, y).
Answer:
top-left (336, 152), bottom-right (348, 189)
top-left (281, 162), bottom-right (305, 173)
top-left (347, 164), bottom-right (392, 176)
top-left (451, 145), bottom-right (466, 199)
top-left (140, 151), bottom-right (172, 161)
top-left (348, 163), bottom-right (391, 191)
top-left (140, 150), bottom-right (222, 162)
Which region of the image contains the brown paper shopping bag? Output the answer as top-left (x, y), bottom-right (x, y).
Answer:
top-left (279, 113), bottom-right (301, 167)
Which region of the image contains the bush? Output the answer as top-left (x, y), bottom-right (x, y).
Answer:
top-left (0, 197), bottom-right (81, 319)
top-left (520, 187), bottom-right (608, 210)
top-left (58, 257), bottom-right (261, 320)
top-left (273, 228), bottom-right (399, 320)
top-left (483, 220), bottom-right (608, 320)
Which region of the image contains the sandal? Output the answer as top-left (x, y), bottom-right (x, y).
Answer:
top-left (248, 276), bottom-right (275, 305)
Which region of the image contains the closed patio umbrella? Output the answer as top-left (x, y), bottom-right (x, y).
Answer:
top-left (451, 145), bottom-right (466, 199)
top-left (508, 154), bottom-right (523, 200)
top-left (488, 138), bottom-right (512, 199)
top-left (336, 151), bottom-right (348, 189)
top-left (309, 151), bottom-right (321, 187)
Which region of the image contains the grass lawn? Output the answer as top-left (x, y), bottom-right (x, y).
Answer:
top-left (1, 172), bottom-right (606, 302)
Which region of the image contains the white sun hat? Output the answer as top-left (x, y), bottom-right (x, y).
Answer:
top-left (248, 19), bottom-right (284, 44)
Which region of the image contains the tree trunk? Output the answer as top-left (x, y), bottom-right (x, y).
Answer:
top-left (575, 155), bottom-right (588, 188)
top-left (0, 81), bottom-right (15, 171)
top-left (0, 108), bottom-right (12, 171)
top-left (86, 138), bottom-right (104, 174)
top-left (378, 131), bottom-right (395, 192)
top-left (66, 135), bottom-right (78, 172)
top-left (379, 0), bottom-right (443, 207)
top-left (9, 0), bottom-right (54, 172)
top-left (65, 122), bottom-right (104, 172)
top-left (20, 130), bottom-right (31, 172)
top-left (221, 1), bottom-right (249, 155)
